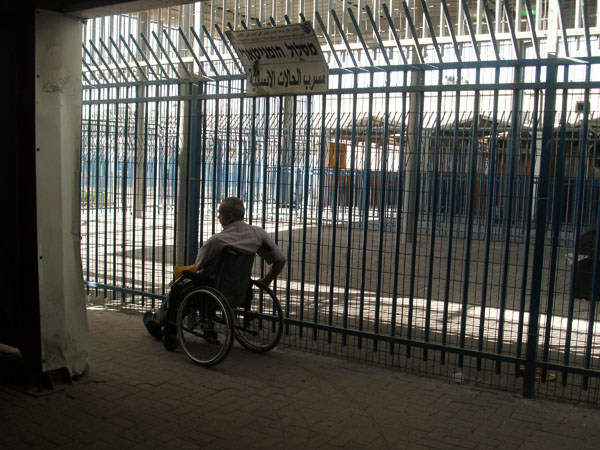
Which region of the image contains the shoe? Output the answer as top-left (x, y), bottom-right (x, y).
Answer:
top-left (144, 311), bottom-right (163, 340)
top-left (163, 332), bottom-right (178, 352)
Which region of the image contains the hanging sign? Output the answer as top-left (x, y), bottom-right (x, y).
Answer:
top-left (226, 22), bottom-right (329, 96)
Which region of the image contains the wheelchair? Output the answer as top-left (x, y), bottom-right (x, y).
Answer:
top-left (164, 247), bottom-right (284, 367)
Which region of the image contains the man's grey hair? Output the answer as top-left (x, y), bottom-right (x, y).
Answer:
top-left (220, 197), bottom-right (245, 220)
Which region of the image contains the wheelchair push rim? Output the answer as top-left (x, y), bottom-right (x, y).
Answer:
top-left (176, 287), bottom-right (235, 367)
top-left (233, 280), bottom-right (283, 353)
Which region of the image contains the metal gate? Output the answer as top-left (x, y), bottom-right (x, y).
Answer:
top-left (81, 1), bottom-right (600, 403)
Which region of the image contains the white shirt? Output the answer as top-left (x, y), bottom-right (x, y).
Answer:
top-left (194, 220), bottom-right (285, 278)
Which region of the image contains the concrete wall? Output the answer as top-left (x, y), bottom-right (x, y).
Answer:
top-left (35, 9), bottom-right (89, 375)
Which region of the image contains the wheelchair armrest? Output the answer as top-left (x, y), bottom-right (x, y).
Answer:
top-left (181, 270), bottom-right (197, 279)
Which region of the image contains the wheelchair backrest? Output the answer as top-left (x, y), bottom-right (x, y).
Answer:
top-left (213, 246), bottom-right (255, 308)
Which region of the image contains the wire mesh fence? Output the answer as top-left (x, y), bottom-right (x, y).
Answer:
top-left (81, 2), bottom-right (600, 404)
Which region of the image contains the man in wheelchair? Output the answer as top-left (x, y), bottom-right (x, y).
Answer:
top-left (144, 197), bottom-right (286, 352)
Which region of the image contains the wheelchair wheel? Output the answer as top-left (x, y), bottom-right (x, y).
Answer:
top-left (176, 287), bottom-right (235, 367)
top-left (234, 280), bottom-right (283, 353)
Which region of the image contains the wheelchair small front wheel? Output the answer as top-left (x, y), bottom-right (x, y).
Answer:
top-left (234, 280), bottom-right (283, 353)
top-left (176, 287), bottom-right (235, 367)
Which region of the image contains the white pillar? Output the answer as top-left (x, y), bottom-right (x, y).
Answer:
top-left (35, 9), bottom-right (89, 376)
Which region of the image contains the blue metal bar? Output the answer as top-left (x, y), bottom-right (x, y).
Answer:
top-left (458, 67), bottom-right (481, 368)
top-left (382, 3), bottom-right (408, 64)
top-left (151, 31), bottom-right (181, 78)
top-left (212, 80), bottom-right (221, 236)
top-left (523, 61), bottom-right (557, 398)
top-left (330, 9), bottom-right (358, 67)
top-left (540, 66), bottom-right (567, 381)
top-left (299, 95), bottom-right (313, 339)
top-left (214, 24), bottom-right (244, 74)
top-left (177, 29), bottom-right (208, 77)
top-left (441, 0), bottom-right (462, 62)
top-left (82, 58), bottom-right (101, 85)
top-left (151, 88), bottom-right (159, 296)
top-left (522, 0), bottom-right (540, 59)
top-left (374, 69), bottom-right (391, 352)
top-left (364, 6), bottom-right (390, 66)
top-left (460, 0), bottom-right (481, 61)
top-left (313, 94), bottom-right (327, 340)
top-left (273, 96), bottom-right (283, 297)
top-left (162, 30), bottom-right (192, 78)
top-left (582, 0), bottom-right (592, 57)
top-left (315, 11), bottom-right (343, 68)
top-left (347, 8), bottom-right (374, 66)
top-left (139, 32), bottom-right (169, 79)
top-left (141, 97), bottom-right (149, 305)
top-left (123, 92), bottom-right (130, 302)
top-left (496, 63), bottom-right (523, 374)
top-left (556, 0), bottom-right (570, 57)
top-left (517, 66), bottom-right (541, 377)
top-left (329, 73), bottom-right (344, 343)
top-left (481, 0), bottom-right (500, 60)
top-left (161, 94), bottom-right (170, 295)
top-left (248, 97), bottom-right (257, 225)
top-left (402, 1), bottom-right (425, 64)
top-left (190, 27), bottom-right (219, 76)
top-left (406, 69), bottom-right (425, 359)
top-left (186, 84), bottom-right (201, 266)
top-left (127, 34), bottom-right (159, 80)
top-left (89, 40), bottom-right (118, 82)
top-left (390, 70), bottom-right (409, 355)
top-left (85, 281), bottom-right (166, 301)
top-left (99, 38), bottom-right (126, 81)
top-left (343, 72), bottom-right (359, 346)
top-left (201, 25), bottom-right (231, 76)
top-left (419, 0), bottom-right (443, 63)
top-left (501, 0), bottom-right (520, 58)
top-left (83, 46), bottom-right (110, 83)
top-left (358, 72), bottom-right (375, 350)
top-left (285, 98), bottom-right (298, 334)
top-left (563, 62), bottom-right (592, 386)
top-left (109, 37), bottom-right (138, 81)
top-left (477, 66), bottom-right (501, 371)
top-left (424, 68), bottom-right (444, 360)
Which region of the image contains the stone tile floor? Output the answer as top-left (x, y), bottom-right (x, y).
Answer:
top-left (1, 308), bottom-right (599, 449)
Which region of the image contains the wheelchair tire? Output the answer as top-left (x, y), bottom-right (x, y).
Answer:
top-left (234, 280), bottom-right (283, 353)
top-left (176, 287), bottom-right (235, 367)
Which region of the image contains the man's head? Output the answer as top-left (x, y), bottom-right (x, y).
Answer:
top-left (217, 197), bottom-right (245, 227)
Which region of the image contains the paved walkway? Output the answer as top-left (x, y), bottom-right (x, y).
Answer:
top-left (1, 308), bottom-right (600, 450)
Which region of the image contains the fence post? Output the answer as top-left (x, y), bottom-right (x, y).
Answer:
top-left (523, 60), bottom-right (557, 398)
top-left (185, 83), bottom-right (201, 264)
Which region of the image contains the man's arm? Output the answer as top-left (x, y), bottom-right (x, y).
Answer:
top-left (257, 257), bottom-right (286, 286)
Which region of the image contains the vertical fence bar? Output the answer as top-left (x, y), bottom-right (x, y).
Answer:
top-left (517, 65), bottom-right (541, 378)
top-left (524, 60), bottom-right (557, 398)
top-left (313, 94), bottom-right (327, 340)
top-left (390, 71), bottom-right (409, 356)
top-left (343, 73), bottom-right (359, 346)
top-left (496, 65), bottom-right (523, 374)
top-left (285, 97), bottom-right (298, 336)
top-left (358, 72), bottom-right (374, 350)
top-left (459, 68), bottom-right (481, 369)
top-left (563, 62), bottom-right (592, 386)
top-left (299, 95), bottom-right (313, 339)
top-left (328, 72), bottom-right (343, 344)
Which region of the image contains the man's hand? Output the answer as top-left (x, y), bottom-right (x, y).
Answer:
top-left (256, 258), bottom-right (286, 286)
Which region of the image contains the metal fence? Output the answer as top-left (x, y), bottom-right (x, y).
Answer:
top-left (81, 2), bottom-right (600, 404)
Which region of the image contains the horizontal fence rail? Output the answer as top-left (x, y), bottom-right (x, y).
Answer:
top-left (81, 2), bottom-right (600, 404)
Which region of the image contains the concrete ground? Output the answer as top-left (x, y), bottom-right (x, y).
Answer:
top-left (1, 308), bottom-right (600, 450)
